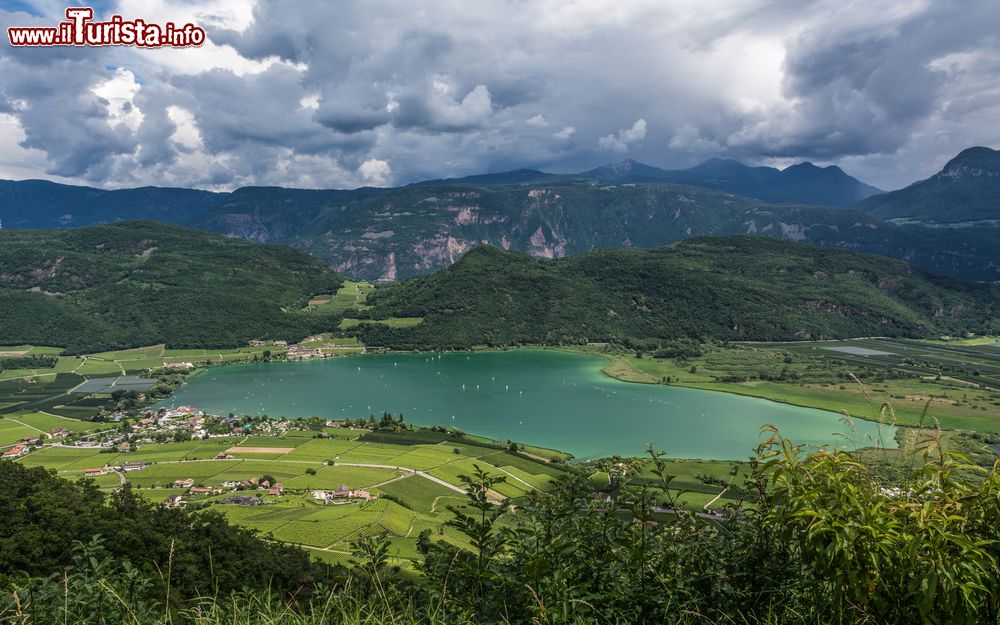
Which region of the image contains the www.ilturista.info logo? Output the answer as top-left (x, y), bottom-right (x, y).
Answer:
top-left (7, 7), bottom-right (206, 47)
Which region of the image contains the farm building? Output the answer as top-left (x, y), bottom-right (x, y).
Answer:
top-left (221, 495), bottom-right (261, 506)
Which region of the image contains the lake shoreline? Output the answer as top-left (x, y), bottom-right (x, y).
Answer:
top-left (175, 342), bottom-right (903, 432)
top-left (161, 349), bottom-right (893, 460)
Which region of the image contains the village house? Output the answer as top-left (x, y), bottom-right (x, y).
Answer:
top-left (236, 476), bottom-right (261, 490)
top-left (189, 486), bottom-right (221, 495)
top-left (20, 435), bottom-right (42, 444)
top-left (314, 485), bottom-right (377, 503)
top-left (249, 340), bottom-right (266, 346)
top-left (221, 495), bottom-right (261, 506)
top-left (50, 427), bottom-right (71, 437)
top-left (163, 361), bottom-right (195, 369)
top-left (332, 485), bottom-right (352, 499)
top-left (3, 444), bottom-right (28, 459)
top-left (273, 340), bottom-right (288, 347)
top-left (163, 494), bottom-right (185, 509)
top-left (214, 452), bottom-right (234, 460)
top-left (83, 468), bottom-right (105, 477)
top-left (121, 461), bottom-right (146, 472)
top-left (117, 442), bottom-right (132, 452)
top-left (268, 482), bottom-right (284, 496)
top-left (174, 479), bottom-right (195, 488)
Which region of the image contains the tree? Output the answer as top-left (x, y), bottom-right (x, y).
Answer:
top-left (445, 465), bottom-right (509, 604)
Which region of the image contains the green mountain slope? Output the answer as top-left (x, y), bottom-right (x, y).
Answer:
top-left (352, 236), bottom-right (1000, 348)
top-left (860, 146), bottom-right (1000, 224)
top-left (0, 222), bottom-right (343, 352)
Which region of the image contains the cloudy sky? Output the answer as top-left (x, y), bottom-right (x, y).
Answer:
top-left (1, 0), bottom-right (998, 191)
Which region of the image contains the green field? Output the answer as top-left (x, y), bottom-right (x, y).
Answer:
top-left (339, 317), bottom-right (424, 329)
top-left (8, 411), bottom-right (116, 434)
top-left (596, 340), bottom-right (1000, 431)
top-left (0, 418), bottom-right (41, 446)
top-left (307, 280), bottom-right (375, 314)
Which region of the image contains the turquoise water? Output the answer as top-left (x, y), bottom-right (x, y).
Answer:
top-left (160, 350), bottom-right (894, 460)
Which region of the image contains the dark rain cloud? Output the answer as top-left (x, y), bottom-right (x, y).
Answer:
top-left (0, 0), bottom-right (998, 190)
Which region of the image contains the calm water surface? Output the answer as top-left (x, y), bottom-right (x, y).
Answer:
top-left (161, 350), bottom-right (894, 460)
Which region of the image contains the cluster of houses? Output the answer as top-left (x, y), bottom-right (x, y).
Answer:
top-left (248, 339), bottom-right (289, 347)
top-left (313, 486), bottom-right (375, 504)
top-left (286, 345), bottom-right (323, 360)
top-left (249, 336), bottom-right (347, 361)
top-left (160, 475), bottom-right (287, 509)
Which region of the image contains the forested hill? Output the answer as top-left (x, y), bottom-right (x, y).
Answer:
top-left (0, 222), bottom-right (343, 352)
top-left (354, 236), bottom-right (1000, 349)
top-left (860, 146), bottom-right (1000, 224)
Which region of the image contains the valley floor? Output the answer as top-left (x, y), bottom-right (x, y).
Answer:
top-left (582, 338), bottom-right (1000, 432)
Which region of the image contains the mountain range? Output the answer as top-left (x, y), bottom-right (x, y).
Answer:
top-left (2, 147), bottom-right (998, 283)
top-left (584, 157), bottom-right (883, 205)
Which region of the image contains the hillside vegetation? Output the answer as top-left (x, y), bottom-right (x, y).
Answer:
top-left (6, 428), bottom-right (1000, 624)
top-left (861, 146), bottom-right (1000, 224)
top-left (353, 236), bottom-right (1000, 349)
top-left (0, 222), bottom-right (343, 353)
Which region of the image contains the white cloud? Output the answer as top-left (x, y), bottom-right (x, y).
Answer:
top-left (92, 68), bottom-right (144, 132)
top-left (359, 158), bottom-right (392, 186)
top-left (552, 126), bottom-right (575, 140)
top-left (526, 114), bottom-right (549, 128)
top-left (166, 106), bottom-right (204, 151)
top-left (598, 119), bottom-right (647, 152)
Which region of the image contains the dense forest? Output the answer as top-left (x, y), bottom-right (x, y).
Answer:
top-left (3, 429), bottom-right (1000, 624)
top-left (353, 236), bottom-right (1000, 349)
top-left (0, 222), bottom-right (344, 353)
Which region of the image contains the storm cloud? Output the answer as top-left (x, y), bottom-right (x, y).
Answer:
top-left (1, 0), bottom-right (998, 190)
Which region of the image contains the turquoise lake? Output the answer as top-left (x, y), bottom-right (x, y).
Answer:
top-left (161, 349), bottom-right (895, 460)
